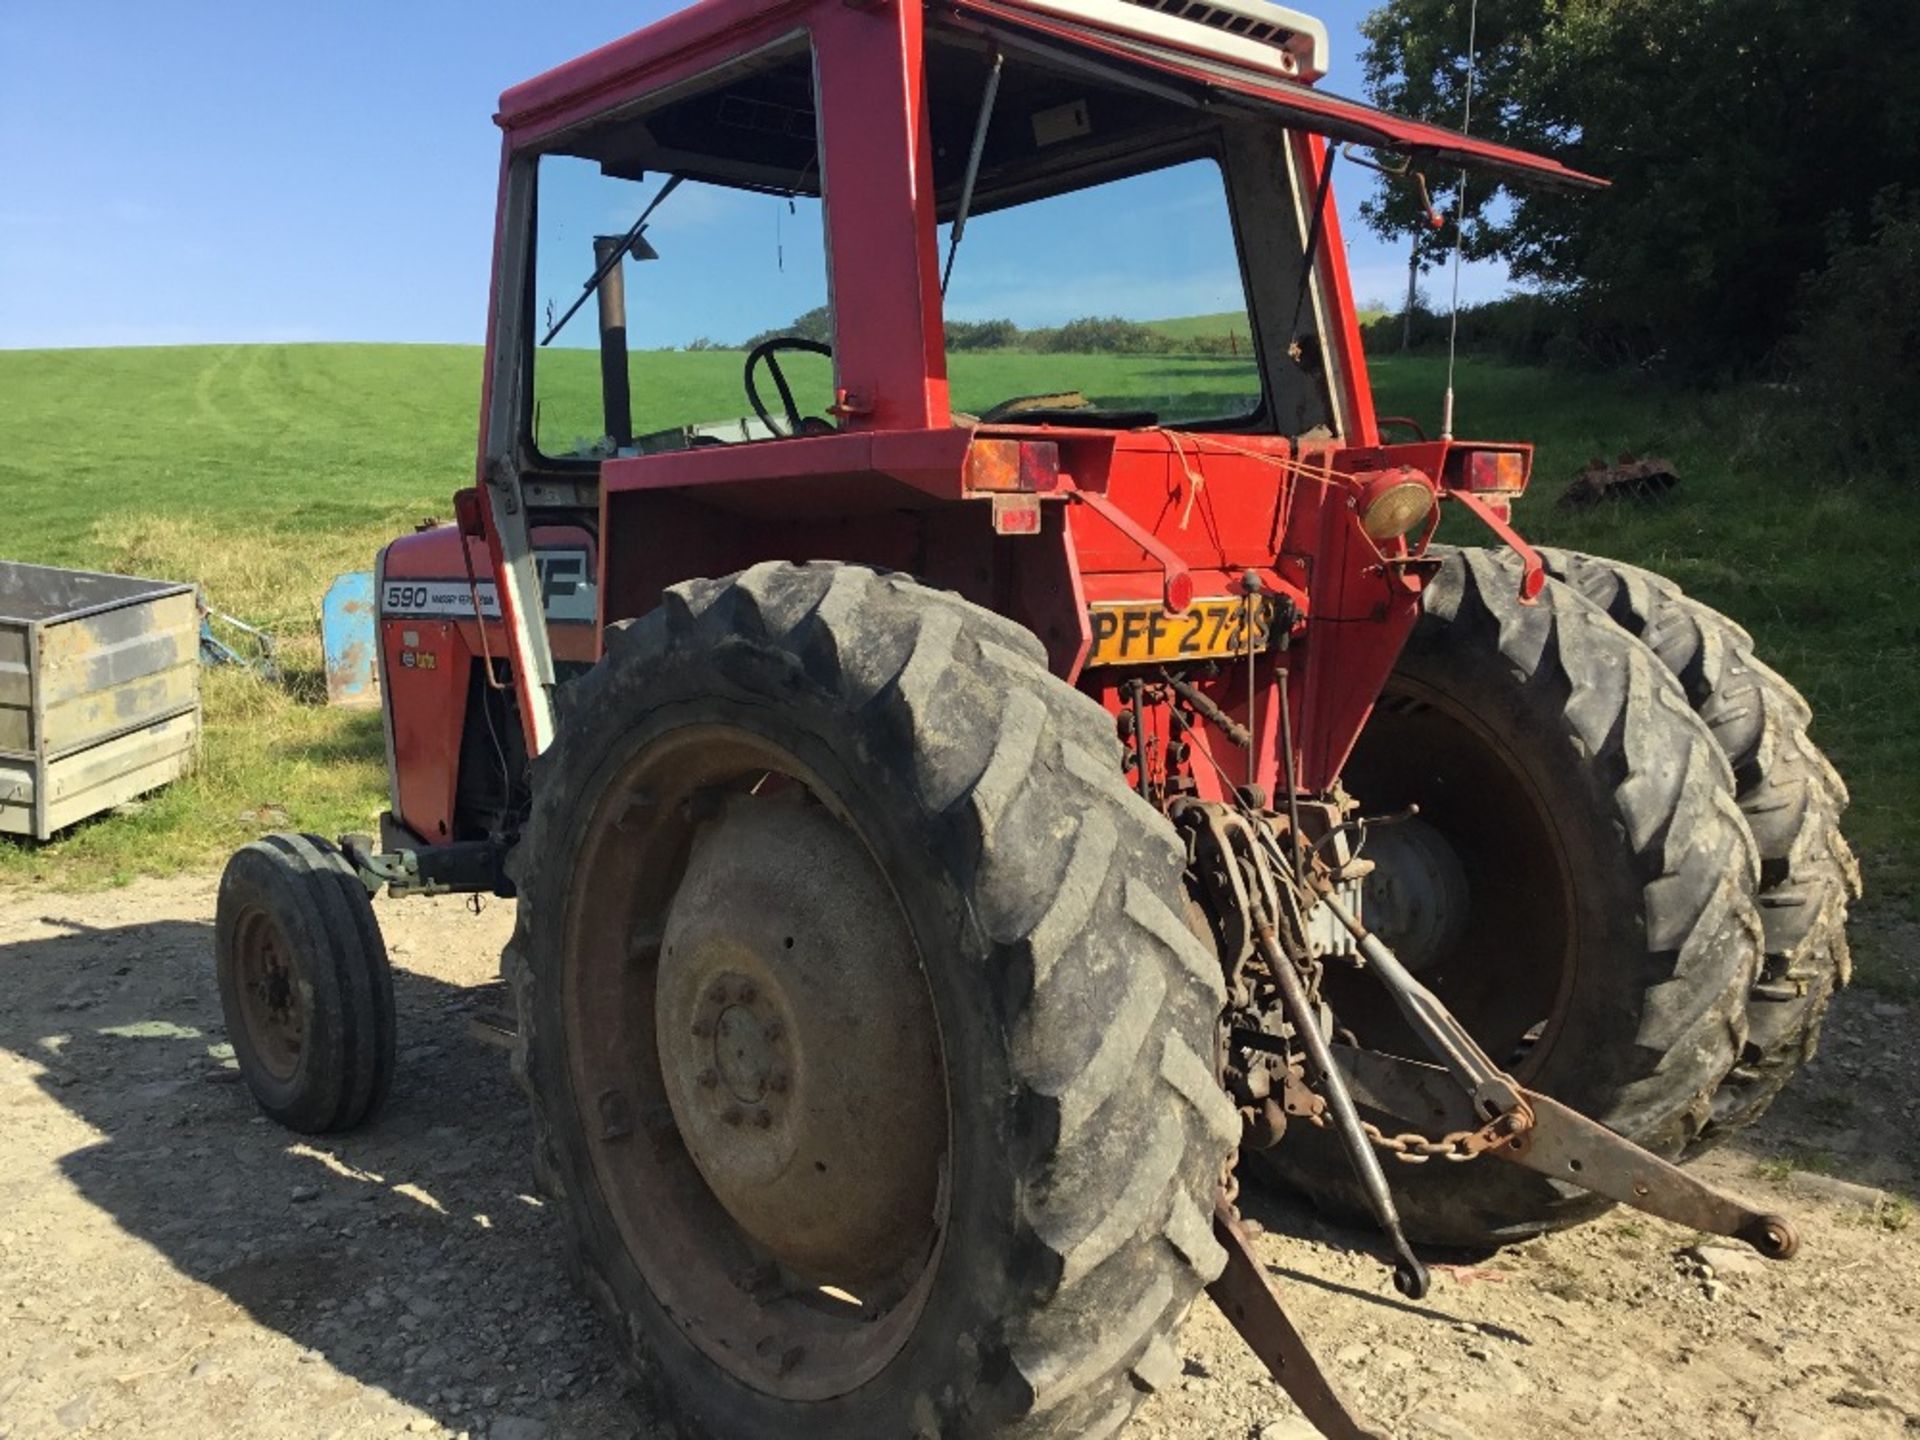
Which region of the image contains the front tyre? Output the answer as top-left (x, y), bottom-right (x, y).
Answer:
top-left (505, 562), bottom-right (1237, 1439)
top-left (214, 832), bottom-right (396, 1134)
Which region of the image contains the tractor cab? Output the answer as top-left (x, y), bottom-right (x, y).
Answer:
top-left (516, 0), bottom-right (1597, 478)
top-left (526, 18), bottom-right (1356, 461)
top-left (435, 0), bottom-right (1598, 769)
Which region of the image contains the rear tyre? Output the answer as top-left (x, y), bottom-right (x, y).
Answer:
top-left (1257, 549), bottom-right (1764, 1247)
top-left (505, 562), bottom-right (1237, 1439)
top-left (215, 832), bottom-right (396, 1133)
top-left (1532, 548), bottom-right (1858, 1149)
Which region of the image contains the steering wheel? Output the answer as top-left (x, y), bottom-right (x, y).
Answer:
top-left (745, 336), bottom-right (833, 438)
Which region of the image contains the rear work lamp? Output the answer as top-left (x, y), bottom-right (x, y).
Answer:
top-left (1353, 467), bottom-right (1438, 541)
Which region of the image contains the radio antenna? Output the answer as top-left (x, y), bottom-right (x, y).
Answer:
top-left (1439, 0), bottom-right (1480, 441)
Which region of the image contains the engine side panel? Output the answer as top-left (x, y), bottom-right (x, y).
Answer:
top-left (380, 523), bottom-right (598, 842)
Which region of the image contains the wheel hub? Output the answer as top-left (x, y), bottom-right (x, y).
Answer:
top-left (1361, 816), bottom-right (1472, 975)
top-left (710, 989), bottom-right (779, 1105)
top-left (656, 796), bottom-right (946, 1288)
top-left (235, 909), bottom-right (304, 1081)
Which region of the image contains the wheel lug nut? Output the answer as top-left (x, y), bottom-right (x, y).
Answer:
top-left (722, 1105), bottom-right (744, 1127)
top-left (691, 1019), bottom-right (713, 1038)
top-left (708, 982), bottom-right (729, 1005)
top-left (739, 1260), bottom-right (781, 1297)
top-left (768, 1071), bottom-right (789, 1095)
top-left (751, 1108), bottom-right (772, 1130)
top-left (763, 1019), bottom-right (784, 1041)
top-left (737, 981), bottom-right (758, 1004)
top-left (697, 1069), bottom-right (718, 1089)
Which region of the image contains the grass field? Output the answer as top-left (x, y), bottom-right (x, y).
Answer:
top-left (1136, 309), bottom-right (1386, 343)
top-left (2, 341), bottom-right (1913, 990)
top-left (1140, 311), bottom-right (1254, 342)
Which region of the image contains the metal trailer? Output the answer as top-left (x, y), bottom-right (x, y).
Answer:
top-left (0, 561), bottom-right (201, 841)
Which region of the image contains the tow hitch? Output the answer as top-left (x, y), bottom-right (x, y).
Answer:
top-left (1191, 799), bottom-right (1799, 1438)
top-left (1315, 886), bottom-right (1799, 1260)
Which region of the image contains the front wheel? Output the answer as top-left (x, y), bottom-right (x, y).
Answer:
top-left (214, 832), bottom-right (396, 1133)
top-left (506, 562), bottom-right (1237, 1438)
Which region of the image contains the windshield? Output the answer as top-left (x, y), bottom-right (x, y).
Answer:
top-left (923, 33), bottom-right (1341, 438)
top-left (939, 158), bottom-right (1264, 429)
top-left (518, 30), bottom-right (1347, 457)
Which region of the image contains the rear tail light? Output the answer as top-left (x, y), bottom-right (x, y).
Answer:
top-left (1354, 467), bottom-right (1438, 541)
top-left (991, 493), bottom-right (1043, 536)
top-left (1458, 448), bottom-right (1530, 494)
top-left (965, 438), bottom-right (1062, 493)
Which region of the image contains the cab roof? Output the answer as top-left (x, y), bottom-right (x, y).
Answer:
top-left (496, 0), bottom-right (1602, 192)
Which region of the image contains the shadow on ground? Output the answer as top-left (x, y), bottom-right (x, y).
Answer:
top-left (0, 910), bottom-right (636, 1437)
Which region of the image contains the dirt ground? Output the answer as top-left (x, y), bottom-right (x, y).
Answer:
top-left (2, 876), bottom-right (1916, 1440)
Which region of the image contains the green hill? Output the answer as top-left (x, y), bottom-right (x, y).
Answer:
top-left (1142, 308), bottom-right (1389, 341)
top-left (0, 341), bottom-right (1265, 883)
top-left (1140, 311), bottom-right (1254, 342)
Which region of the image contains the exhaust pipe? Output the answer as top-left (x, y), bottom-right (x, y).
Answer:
top-left (592, 234), bottom-right (633, 450)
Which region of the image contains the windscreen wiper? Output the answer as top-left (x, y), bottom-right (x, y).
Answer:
top-left (539, 174), bottom-right (684, 348)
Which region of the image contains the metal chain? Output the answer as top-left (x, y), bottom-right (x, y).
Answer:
top-left (1305, 1109), bottom-right (1486, 1164)
top-left (1227, 815), bottom-right (1498, 1168)
top-left (1361, 1119), bottom-right (1486, 1164)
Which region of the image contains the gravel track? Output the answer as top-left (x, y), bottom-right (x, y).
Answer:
top-left (2, 877), bottom-right (1915, 1440)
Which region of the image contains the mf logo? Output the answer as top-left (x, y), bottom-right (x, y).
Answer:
top-left (535, 549), bottom-right (594, 623)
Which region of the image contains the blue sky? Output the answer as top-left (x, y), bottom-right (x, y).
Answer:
top-left (0, 0), bottom-right (1510, 350)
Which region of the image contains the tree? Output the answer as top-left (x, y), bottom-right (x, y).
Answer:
top-left (1358, 0), bottom-right (1920, 371)
top-left (1786, 188), bottom-right (1920, 471)
top-left (741, 305), bottom-right (833, 350)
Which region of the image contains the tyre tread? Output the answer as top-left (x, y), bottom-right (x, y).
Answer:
top-left (1263, 548), bottom-right (1765, 1245)
top-left (1449, 550), bottom-right (1760, 1155)
top-left (1533, 548), bottom-right (1855, 1147)
top-left (507, 562), bottom-right (1235, 1439)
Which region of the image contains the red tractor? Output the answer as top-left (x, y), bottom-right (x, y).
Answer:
top-left (214, 1), bottom-right (1856, 1434)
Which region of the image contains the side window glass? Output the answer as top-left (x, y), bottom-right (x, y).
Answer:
top-left (530, 50), bottom-right (831, 458)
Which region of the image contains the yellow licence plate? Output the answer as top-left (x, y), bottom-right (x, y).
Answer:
top-left (1088, 596), bottom-right (1278, 667)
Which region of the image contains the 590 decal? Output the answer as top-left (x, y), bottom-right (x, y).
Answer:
top-left (380, 548), bottom-right (595, 624)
